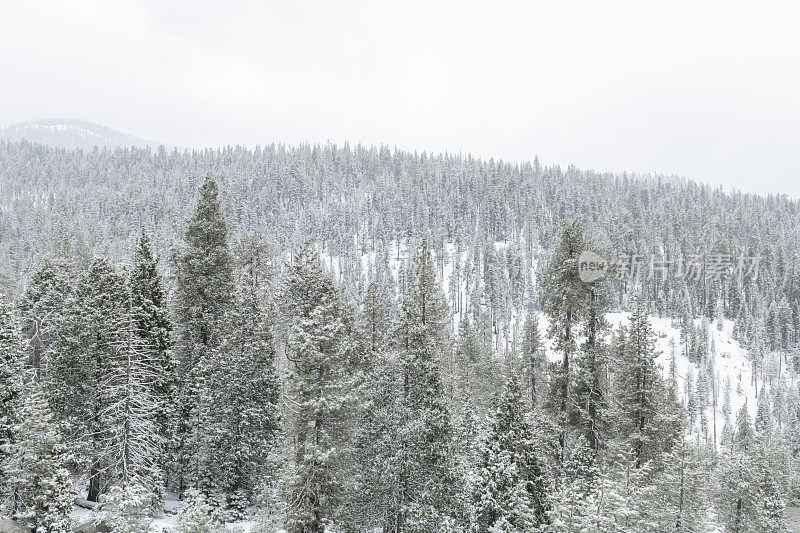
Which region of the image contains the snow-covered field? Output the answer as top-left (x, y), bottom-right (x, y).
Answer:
top-left (70, 493), bottom-right (260, 532)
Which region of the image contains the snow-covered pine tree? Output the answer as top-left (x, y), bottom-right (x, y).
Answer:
top-left (471, 376), bottom-right (549, 531)
top-left (0, 293), bottom-right (25, 489)
top-left (1, 377), bottom-right (72, 533)
top-left (652, 438), bottom-right (709, 532)
top-left (282, 244), bottom-right (355, 533)
top-left (721, 378), bottom-right (734, 450)
top-left (176, 488), bottom-right (224, 533)
top-left (388, 238), bottom-right (458, 531)
top-left (174, 172), bottom-right (235, 491)
top-left (734, 405), bottom-right (753, 452)
top-left (449, 315), bottom-right (496, 424)
top-left (340, 280), bottom-right (396, 530)
top-left (128, 228), bottom-right (174, 482)
top-left (685, 367), bottom-right (697, 430)
top-left (17, 255), bottom-right (75, 380)
top-left (573, 273), bottom-right (610, 452)
top-left (360, 281), bottom-right (390, 355)
top-left (716, 446), bottom-right (788, 533)
top-left (755, 386), bottom-right (772, 436)
top-left (617, 299), bottom-right (673, 467)
top-left (48, 258), bottom-right (127, 501)
top-left (105, 301), bottom-right (163, 497)
top-left (696, 369), bottom-right (710, 440)
top-left (538, 220), bottom-right (590, 460)
top-left (203, 241), bottom-right (280, 514)
top-left (521, 309), bottom-right (545, 408)
top-left (100, 484), bottom-right (155, 533)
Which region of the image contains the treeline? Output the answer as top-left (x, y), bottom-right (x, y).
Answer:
top-left (1, 175), bottom-right (798, 532)
top-left (2, 140), bottom-right (800, 363)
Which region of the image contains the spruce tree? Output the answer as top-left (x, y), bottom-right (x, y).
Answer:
top-left (1, 379), bottom-right (72, 533)
top-left (100, 484), bottom-right (155, 533)
top-left (734, 405), bottom-right (753, 452)
top-left (471, 376), bottom-right (549, 531)
top-left (129, 228), bottom-right (174, 482)
top-left (282, 244), bottom-right (355, 533)
top-left (573, 278), bottom-right (610, 452)
top-left (521, 309), bottom-right (544, 408)
top-left (0, 293), bottom-right (25, 487)
top-left (539, 220), bottom-right (590, 460)
top-left (653, 438), bottom-right (708, 532)
top-left (450, 315), bottom-right (496, 423)
top-left (18, 256), bottom-right (75, 379)
top-left (755, 389), bottom-right (772, 435)
top-left (617, 299), bottom-right (673, 467)
top-left (48, 258), bottom-right (127, 501)
top-left (174, 172), bottom-right (234, 491)
top-left (204, 248), bottom-right (281, 514)
top-left (341, 281), bottom-right (396, 530)
top-left (389, 239), bottom-right (457, 531)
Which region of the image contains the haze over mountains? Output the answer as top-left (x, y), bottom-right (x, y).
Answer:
top-left (0, 118), bottom-right (164, 151)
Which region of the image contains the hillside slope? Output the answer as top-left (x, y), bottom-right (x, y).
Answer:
top-left (0, 119), bottom-right (163, 150)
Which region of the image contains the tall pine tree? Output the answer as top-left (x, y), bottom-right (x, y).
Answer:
top-left (539, 220), bottom-right (590, 460)
top-left (129, 228), bottom-right (174, 485)
top-left (282, 244), bottom-right (355, 533)
top-left (389, 239), bottom-right (458, 531)
top-left (174, 172), bottom-right (234, 491)
top-left (471, 376), bottom-right (549, 531)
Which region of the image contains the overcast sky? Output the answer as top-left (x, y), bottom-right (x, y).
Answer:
top-left (2, 0), bottom-right (799, 196)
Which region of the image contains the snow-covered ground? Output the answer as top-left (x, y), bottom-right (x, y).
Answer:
top-left (70, 493), bottom-right (260, 532)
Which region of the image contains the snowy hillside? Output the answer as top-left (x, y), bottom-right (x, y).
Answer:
top-left (610, 314), bottom-right (796, 446)
top-left (326, 239), bottom-right (799, 449)
top-left (0, 119), bottom-right (163, 150)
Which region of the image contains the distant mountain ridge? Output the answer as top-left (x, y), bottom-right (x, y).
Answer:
top-left (0, 118), bottom-right (164, 150)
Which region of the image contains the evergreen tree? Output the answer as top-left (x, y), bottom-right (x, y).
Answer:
top-left (521, 310), bottom-right (545, 408)
top-left (388, 239), bottom-right (457, 531)
top-left (359, 281), bottom-right (390, 355)
top-left (106, 305), bottom-right (163, 496)
top-left (340, 281), bottom-right (396, 530)
top-left (734, 405), bottom-right (753, 452)
top-left (129, 228), bottom-right (174, 482)
top-left (573, 278), bottom-right (610, 452)
top-left (174, 172), bottom-right (235, 491)
top-left (282, 244), bottom-right (355, 533)
top-left (449, 315), bottom-right (496, 423)
top-left (755, 388), bottom-right (772, 435)
top-left (0, 293), bottom-right (25, 488)
top-left (1, 379), bottom-right (72, 533)
top-left (204, 249), bottom-right (281, 514)
top-left (471, 376), bottom-right (549, 531)
top-left (716, 448), bottom-right (788, 533)
top-left (100, 484), bottom-right (155, 533)
top-left (653, 439), bottom-right (709, 532)
top-left (48, 258), bottom-right (127, 501)
top-left (177, 489), bottom-right (224, 533)
top-left (538, 220), bottom-right (590, 460)
top-left (617, 299), bottom-right (674, 467)
top-left (17, 256), bottom-right (75, 379)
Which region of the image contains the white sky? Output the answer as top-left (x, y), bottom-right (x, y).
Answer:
top-left (2, 0), bottom-right (799, 197)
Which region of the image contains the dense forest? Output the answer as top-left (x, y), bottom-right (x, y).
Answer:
top-left (1, 140), bottom-right (799, 532)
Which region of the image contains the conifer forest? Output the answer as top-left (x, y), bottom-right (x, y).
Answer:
top-left (1, 141), bottom-right (799, 532)
top-left (2, 2), bottom-right (800, 531)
